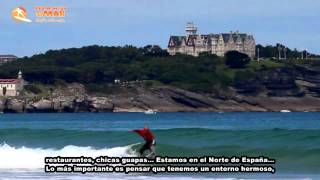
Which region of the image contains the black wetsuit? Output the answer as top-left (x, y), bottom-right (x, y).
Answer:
top-left (140, 140), bottom-right (156, 155)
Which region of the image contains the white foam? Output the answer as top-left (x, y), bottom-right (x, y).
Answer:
top-left (0, 143), bottom-right (135, 169)
top-left (280, 110), bottom-right (291, 113)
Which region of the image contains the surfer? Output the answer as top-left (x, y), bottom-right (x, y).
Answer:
top-left (132, 125), bottom-right (156, 157)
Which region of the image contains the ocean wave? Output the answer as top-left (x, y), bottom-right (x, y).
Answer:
top-left (1, 128), bottom-right (320, 149)
top-left (0, 128), bottom-right (320, 172)
top-left (0, 143), bottom-right (135, 169)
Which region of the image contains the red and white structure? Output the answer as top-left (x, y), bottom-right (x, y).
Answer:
top-left (0, 71), bottom-right (24, 96)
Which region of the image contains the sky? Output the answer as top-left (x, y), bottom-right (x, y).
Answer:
top-left (1, 0), bottom-right (319, 57)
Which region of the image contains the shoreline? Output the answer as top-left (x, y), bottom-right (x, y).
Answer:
top-left (0, 111), bottom-right (317, 114)
top-left (1, 94), bottom-right (320, 114)
top-left (0, 103), bottom-right (319, 114)
top-left (2, 83), bottom-right (320, 113)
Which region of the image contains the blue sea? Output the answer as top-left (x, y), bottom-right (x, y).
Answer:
top-left (0, 112), bottom-right (319, 179)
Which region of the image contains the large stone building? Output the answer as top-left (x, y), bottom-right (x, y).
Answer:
top-left (0, 71), bottom-right (24, 96)
top-left (167, 23), bottom-right (256, 58)
top-left (0, 55), bottom-right (18, 65)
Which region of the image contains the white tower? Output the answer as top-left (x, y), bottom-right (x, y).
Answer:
top-left (18, 70), bottom-right (22, 79)
top-left (186, 22), bottom-right (197, 36)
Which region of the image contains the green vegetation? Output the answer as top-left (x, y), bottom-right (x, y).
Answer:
top-left (0, 45), bottom-right (316, 94)
top-left (249, 60), bottom-right (284, 71)
top-left (23, 83), bottom-right (56, 98)
top-left (256, 44), bottom-right (320, 59)
top-left (225, 51), bottom-right (251, 68)
top-left (24, 84), bottom-right (42, 94)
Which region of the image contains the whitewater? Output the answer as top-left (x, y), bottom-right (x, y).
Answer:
top-left (0, 143), bottom-right (133, 169)
top-left (0, 112), bottom-right (319, 179)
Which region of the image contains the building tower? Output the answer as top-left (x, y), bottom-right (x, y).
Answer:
top-left (186, 22), bottom-right (197, 36)
top-left (18, 70), bottom-right (22, 79)
top-left (17, 70), bottom-right (24, 93)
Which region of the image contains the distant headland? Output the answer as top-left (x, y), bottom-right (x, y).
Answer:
top-left (0, 25), bottom-right (319, 112)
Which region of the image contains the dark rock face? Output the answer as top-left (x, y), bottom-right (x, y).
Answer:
top-left (234, 67), bottom-right (300, 97)
top-left (308, 86), bottom-right (320, 94)
top-left (234, 65), bottom-right (320, 97)
top-left (295, 65), bottom-right (320, 83)
top-left (295, 65), bottom-right (320, 97)
top-left (161, 88), bottom-right (214, 108)
top-left (260, 68), bottom-right (297, 90)
top-left (234, 78), bottom-right (261, 94)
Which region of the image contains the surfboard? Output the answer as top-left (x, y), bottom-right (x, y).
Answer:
top-left (129, 141), bottom-right (156, 158)
top-left (141, 144), bottom-right (156, 159)
top-left (141, 149), bottom-right (155, 159)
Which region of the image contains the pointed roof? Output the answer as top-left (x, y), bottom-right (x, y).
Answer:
top-left (168, 32), bottom-right (253, 47)
top-left (0, 79), bottom-right (20, 84)
top-left (168, 36), bottom-right (186, 47)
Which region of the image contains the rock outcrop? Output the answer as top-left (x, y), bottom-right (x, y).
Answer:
top-left (87, 97), bottom-right (114, 112)
top-left (295, 65), bottom-right (320, 97)
top-left (27, 99), bottom-right (54, 112)
top-left (4, 98), bottom-right (25, 113)
top-left (1, 66), bottom-right (320, 113)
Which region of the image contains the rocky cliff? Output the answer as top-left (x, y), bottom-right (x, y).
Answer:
top-left (1, 66), bottom-right (320, 113)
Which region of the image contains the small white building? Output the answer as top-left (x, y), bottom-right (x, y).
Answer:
top-left (0, 71), bottom-right (24, 96)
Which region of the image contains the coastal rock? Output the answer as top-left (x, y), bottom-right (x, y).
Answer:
top-left (295, 65), bottom-right (320, 83)
top-left (4, 98), bottom-right (25, 113)
top-left (87, 97), bottom-right (114, 112)
top-left (0, 98), bottom-right (6, 112)
top-left (234, 78), bottom-right (261, 94)
top-left (154, 87), bottom-right (216, 109)
top-left (295, 65), bottom-right (320, 97)
top-left (250, 96), bottom-right (320, 112)
top-left (28, 99), bottom-right (55, 112)
top-left (52, 97), bottom-right (76, 112)
top-left (50, 83), bottom-right (88, 112)
top-left (234, 67), bottom-right (300, 96)
top-left (2, 74), bottom-right (320, 113)
top-left (260, 68), bottom-right (297, 90)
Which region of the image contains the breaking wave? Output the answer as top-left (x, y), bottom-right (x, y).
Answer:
top-left (0, 143), bottom-right (135, 169)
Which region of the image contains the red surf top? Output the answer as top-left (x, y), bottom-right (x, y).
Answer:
top-left (133, 128), bottom-right (155, 142)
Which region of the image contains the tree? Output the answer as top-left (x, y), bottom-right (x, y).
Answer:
top-left (225, 51), bottom-right (251, 68)
top-left (142, 45), bottom-right (169, 57)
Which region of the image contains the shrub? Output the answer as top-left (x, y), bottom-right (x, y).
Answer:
top-left (24, 84), bottom-right (42, 94)
top-left (225, 51), bottom-right (251, 68)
